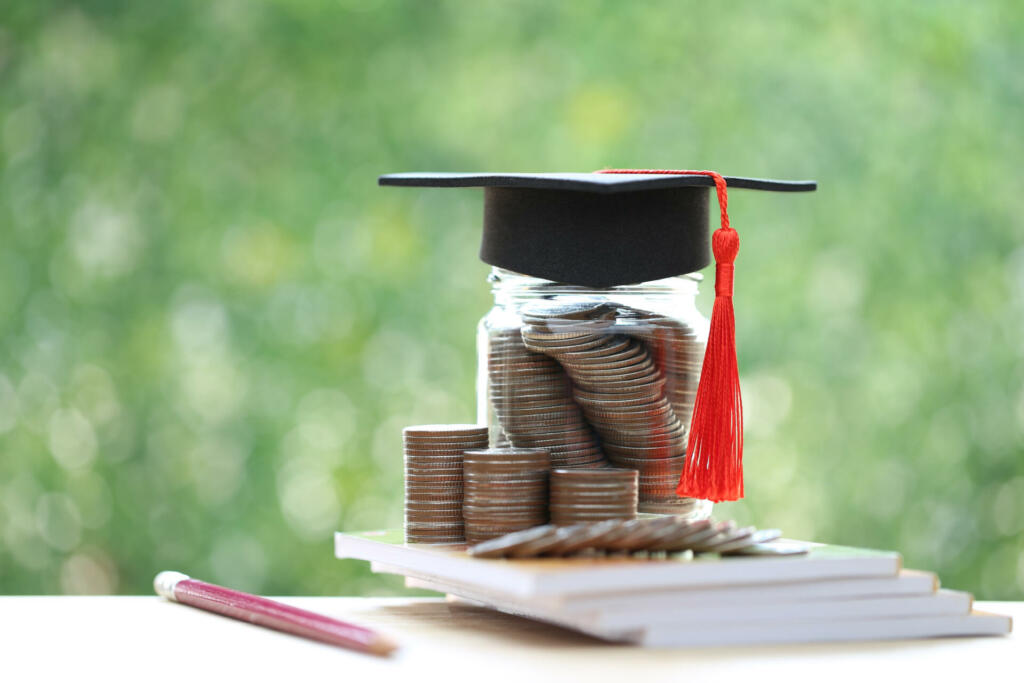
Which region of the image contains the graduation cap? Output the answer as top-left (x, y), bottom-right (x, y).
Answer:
top-left (379, 169), bottom-right (816, 502)
top-left (379, 171), bottom-right (815, 288)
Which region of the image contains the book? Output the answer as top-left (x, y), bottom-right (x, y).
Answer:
top-left (397, 572), bottom-right (970, 627)
top-left (387, 564), bottom-right (939, 612)
top-left (334, 529), bottom-right (1013, 647)
top-left (409, 575), bottom-right (1009, 646)
top-left (403, 573), bottom-right (973, 628)
top-left (336, 530), bottom-right (903, 597)
top-left (638, 611), bottom-right (1012, 647)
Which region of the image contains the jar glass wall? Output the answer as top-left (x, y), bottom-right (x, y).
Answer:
top-left (477, 268), bottom-right (713, 519)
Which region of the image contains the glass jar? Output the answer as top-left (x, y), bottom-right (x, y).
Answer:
top-left (477, 267), bottom-right (714, 519)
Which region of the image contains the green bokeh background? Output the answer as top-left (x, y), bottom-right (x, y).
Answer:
top-left (1, 0), bottom-right (1022, 597)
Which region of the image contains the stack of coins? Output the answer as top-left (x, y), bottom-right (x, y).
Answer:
top-left (462, 447), bottom-right (551, 543)
top-left (520, 300), bottom-right (692, 511)
top-left (549, 467), bottom-right (638, 526)
top-left (487, 324), bottom-right (607, 469)
top-left (600, 307), bottom-right (704, 515)
top-left (402, 424), bottom-right (488, 544)
top-left (614, 306), bottom-right (705, 432)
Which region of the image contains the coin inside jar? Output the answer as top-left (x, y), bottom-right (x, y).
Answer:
top-left (478, 300), bottom-right (711, 523)
top-left (488, 328), bottom-right (608, 470)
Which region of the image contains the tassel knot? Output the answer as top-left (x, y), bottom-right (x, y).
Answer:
top-left (712, 226), bottom-right (739, 263)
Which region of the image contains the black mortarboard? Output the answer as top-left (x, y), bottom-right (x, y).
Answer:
top-left (378, 172), bottom-right (816, 288)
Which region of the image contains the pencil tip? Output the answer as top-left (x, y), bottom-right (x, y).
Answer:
top-left (367, 635), bottom-right (399, 656)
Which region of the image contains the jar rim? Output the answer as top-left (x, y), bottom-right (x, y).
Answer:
top-left (488, 267), bottom-right (702, 295)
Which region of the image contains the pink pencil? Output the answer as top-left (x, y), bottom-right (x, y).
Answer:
top-left (154, 571), bottom-right (398, 657)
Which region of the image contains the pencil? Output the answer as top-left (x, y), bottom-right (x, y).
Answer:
top-left (154, 571), bottom-right (398, 657)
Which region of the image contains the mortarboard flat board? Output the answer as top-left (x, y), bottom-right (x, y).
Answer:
top-left (379, 172), bottom-right (816, 288)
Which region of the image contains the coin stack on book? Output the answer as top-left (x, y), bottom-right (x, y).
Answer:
top-left (549, 467), bottom-right (638, 526)
top-left (462, 447), bottom-right (551, 543)
top-left (402, 424), bottom-right (488, 544)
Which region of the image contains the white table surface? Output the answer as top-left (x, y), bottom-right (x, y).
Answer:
top-left (1, 597), bottom-right (1019, 682)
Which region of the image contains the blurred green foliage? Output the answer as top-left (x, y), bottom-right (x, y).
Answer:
top-left (0, 0), bottom-right (1022, 598)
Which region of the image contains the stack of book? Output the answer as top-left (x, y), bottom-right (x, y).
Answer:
top-left (335, 530), bottom-right (1011, 647)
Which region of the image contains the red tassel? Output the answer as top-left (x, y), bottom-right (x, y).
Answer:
top-left (597, 169), bottom-right (743, 502)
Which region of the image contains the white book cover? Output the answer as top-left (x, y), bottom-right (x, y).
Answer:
top-left (336, 529), bottom-right (903, 598)
top-left (554, 570), bottom-right (939, 612)
top-left (638, 611), bottom-right (1012, 647)
top-left (401, 573), bottom-right (972, 629)
top-left (379, 562), bottom-right (938, 612)
top-left (406, 576), bottom-right (1009, 647)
